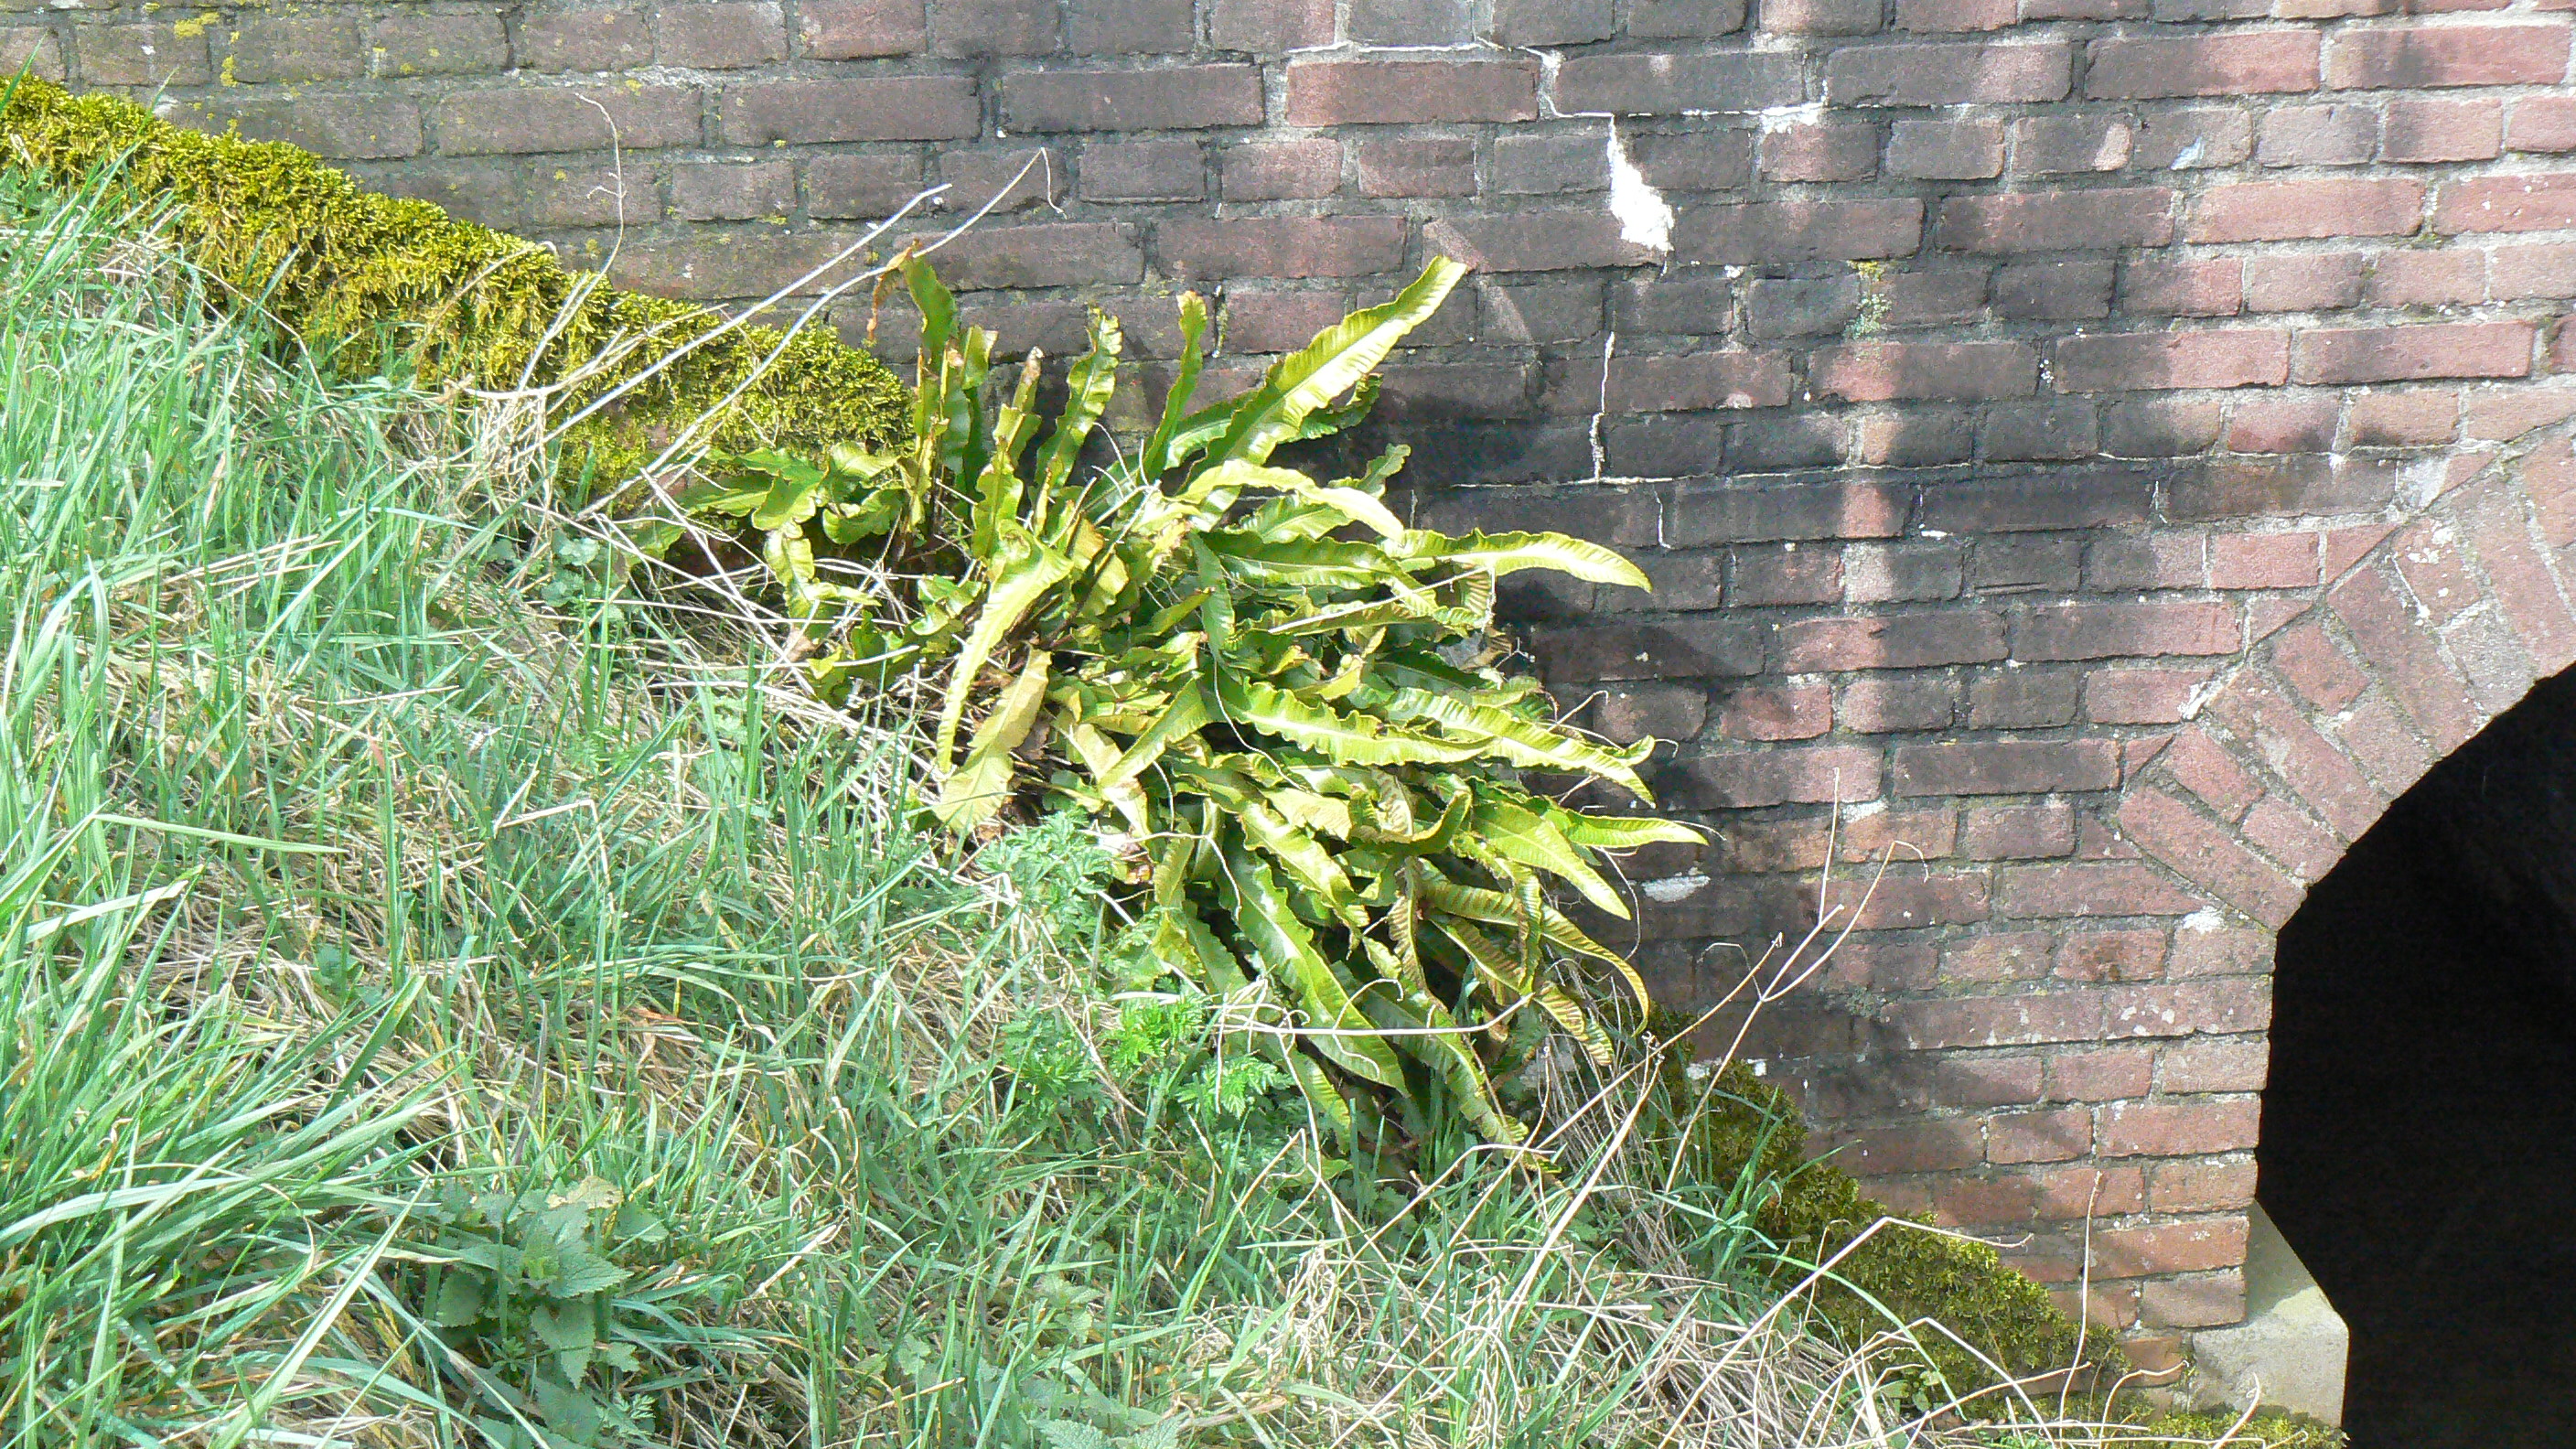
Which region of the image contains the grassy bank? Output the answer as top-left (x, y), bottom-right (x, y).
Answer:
top-left (0, 175), bottom-right (2328, 1448)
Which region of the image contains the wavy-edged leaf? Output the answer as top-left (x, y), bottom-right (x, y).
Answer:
top-left (1469, 798), bottom-right (1628, 920)
top-left (934, 651), bottom-right (1049, 829)
top-left (1355, 975), bottom-right (1526, 1145)
top-left (1036, 309), bottom-right (1122, 496)
top-left (934, 537), bottom-right (1073, 768)
top-left (1197, 258), bottom-right (1467, 469)
top-left (1195, 459), bottom-right (1408, 542)
top-left (1220, 843), bottom-right (1402, 1089)
top-left (1141, 292), bottom-right (1209, 478)
top-left (1093, 684), bottom-right (1208, 795)
top-left (1547, 806), bottom-right (1702, 851)
top-left (1214, 674), bottom-right (1486, 767)
top-left (1239, 799), bottom-right (1364, 929)
top-left (1387, 686), bottom-right (1655, 800)
top-left (1419, 875), bottom-right (1624, 967)
top-left (1433, 919), bottom-right (1614, 1066)
top-left (1399, 528), bottom-right (1648, 588)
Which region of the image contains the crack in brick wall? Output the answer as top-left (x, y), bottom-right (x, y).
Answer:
top-left (17, 0), bottom-right (2576, 1358)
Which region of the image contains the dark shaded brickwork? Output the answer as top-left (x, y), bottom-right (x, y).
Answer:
top-left (21, 0), bottom-right (2576, 1357)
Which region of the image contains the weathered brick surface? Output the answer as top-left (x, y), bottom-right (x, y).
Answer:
top-left (53, 0), bottom-right (2576, 1350)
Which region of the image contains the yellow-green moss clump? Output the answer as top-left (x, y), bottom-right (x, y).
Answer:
top-left (0, 78), bottom-right (907, 488)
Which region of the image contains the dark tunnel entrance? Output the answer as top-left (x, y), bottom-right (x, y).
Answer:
top-left (2263, 669), bottom-right (2576, 1445)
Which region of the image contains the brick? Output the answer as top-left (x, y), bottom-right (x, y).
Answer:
top-left (2054, 928), bottom-right (2164, 982)
top-left (1961, 801), bottom-right (2078, 858)
top-left (2012, 114), bottom-right (2133, 174)
top-left (2147, 1155), bottom-right (2258, 1215)
top-left (1994, 260), bottom-right (2113, 321)
top-left (1897, 0), bottom-right (2016, 26)
top-left (2292, 321), bottom-right (2533, 385)
top-left (226, 16), bottom-right (365, 83)
top-left (1660, 746), bottom-right (1884, 808)
top-left (2086, 32), bottom-right (2319, 98)
top-left (1533, 620), bottom-right (1766, 682)
top-left (1160, 217), bottom-right (1406, 283)
top-left (798, 0), bottom-right (926, 56)
top-left (1064, 0), bottom-right (1196, 49)
top-left (2088, 531), bottom-right (2206, 589)
top-left (1894, 740), bottom-right (2120, 796)
top-left (1629, 131), bottom-right (1756, 192)
top-left (2508, 95), bottom-right (2576, 154)
top-left (1602, 353), bottom-right (1794, 413)
top-left (1729, 545), bottom-right (1844, 606)
top-left (1857, 411), bottom-right (1978, 467)
top-left (2200, 675), bottom-right (2390, 838)
top-left (2167, 453), bottom-right (2397, 521)
top-left (2326, 564), bottom-right (2483, 753)
top-left (2131, 105), bottom-right (2254, 170)
top-left (1968, 670), bottom-right (2081, 730)
top-left (2186, 178), bottom-right (2423, 242)
top-left (1812, 342), bottom-right (2037, 402)
top-left (1841, 676), bottom-right (1961, 731)
top-left (2162, 727), bottom-right (2260, 818)
top-left (2240, 252), bottom-right (2363, 317)
top-left (74, 23), bottom-right (211, 86)
top-left (615, 232), bottom-right (878, 300)
top-left (1983, 402), bottom-right (2100, 460)
top-left (1495, 0), bottom-right (1616, 43)
top-left (1920, 475), bottom-right (2154, 534)
top-left (2256, 102), bottom-right (2378, 167)
top-left (1717, 684), bottom-right (1831, 741)
top-left (1552, 51), bottom-right (1800, 115)
top-left (1220, 140), bottom-right (1340, 201)
top-left (2386, 97), bottom-right (2504, 163)
top-left (2121, 258), bottom-right (2242, 317)
top-left (2367, 250), bottom-right (2486, 308)
top-left (1351, 0), bottom-right (1473, 42)
top-left (2438, 174), bottom-right (2576, 234)
top-left (1375, 364), bottom-right (1535, 421)
top-left (1780, 611), bottom-right (2010, 671)
top-left (2162, 1041), bottom-right (2270, 1096)
top-left (2119, 788), bottom-right (2301, 925)
top-left (1669, 479), bottom-right (1907, 544)
top-left (2098, 1102), bottom-right (2260, 1159)
top-left (1825, 41), bottom-right (2073, 106)
top-left (1009, 67), bottom-right (1263, 132)
top-left (1741, 276), bottom-right (1853, 338)
top-left (929, 0), bottom-right (1057, 54)
top-left (1350, 135), bottom-right (1474, 199)
top-left (2108, 980), bottom-right (2273, 1039)
top-left (1210, 0), bottom-right (1334, 49)
top-left (2209, 531), bottom-right (2321, 589)
top-left (2052, 329), bottom-right (2287, 393)
top-left (2334, 398), bottom-right (2448, 457)
top-left (721, 77), bottom-right (976, 145)
top-left (1990, 1106), bottom-right (2093, 1164)
top-left (1082, 140), bottom-right (1206, 202)
top-left (1885, 993), bottom-right (2109, 1050)
top-left (1762, 0), bottom-right (1881, 30)
top-left (1888, 118), bottom-right (2006, 179)
top-left (0, 27), bottom-right (64, 82)
top-left (1429, 212), bottom-right (1661, 274)
top-left (675, 160), bottom-right (796, 220)
top-left (2458, 488), bottom-right (2576, 674)
top-left (2086, 668), bottom-right (2212, 724)
top-left (2051, 1046), bottom-right (2156, 1100)
top-left (2325, 25), bottom-right (2571, 89)
top-left (2015, 602), bottom-right (2238, 661)
top-left (2224, 395), bottom-right (2335, 456)
top-left (1828, 1121), bottom-right (1984, 1175)
top-left (1998, 862), bottom-right (2204, 918)
top-left (515, 9), bottom-right (652, 70)
top-left (1679, 199), bottom-right (1925, 264)
top-left (918, 222), bottom-right (1145, 290)
top-left (657, 4), bottom-right (787, 66)
top-left (1936, 188), bottom-right (2174, 252)
top-left (1594, 684), bottom-right (1707, 744)
top-left (1494, 132), bottom-right (1611, 195)
top-left (2169, 924), bottom-right (2271, 979)
top-left (1480, 277), bottom-right (1606, 345)
top-left (1845, 542), bottom-right (1966, 603)
top-left (1760, 120), bottom-right (1880, 181)
top-left (1288, 58), bottom-right (1539, 125)
top-left (938, 148), bottom-right (1066, 213)
top-left (1969, 536), bottom-right (2084, 592)
top-left (176, 95), bottom-right (421, 161)
top-left (1630, 0), bottom-right (1755, 36)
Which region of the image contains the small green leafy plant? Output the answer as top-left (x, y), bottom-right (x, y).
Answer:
top-left (649, 255), bottom-right (1694, 1150)
top-left (413, 1177), bottom-right (723, 1449)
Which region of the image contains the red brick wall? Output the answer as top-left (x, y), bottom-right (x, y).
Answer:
top-left (21, 0), bottom-right (2575, 1352)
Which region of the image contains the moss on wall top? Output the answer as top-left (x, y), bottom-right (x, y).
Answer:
top-left (0, 78), bottom-right (907, 483)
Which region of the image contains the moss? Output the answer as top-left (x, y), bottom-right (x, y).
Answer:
top-left (0, 78), bottom-right (907, 491)
top-left (1648, 1057), bottom-right (2093, 1392)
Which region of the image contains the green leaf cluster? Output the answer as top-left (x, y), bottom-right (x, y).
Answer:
top-left (657, 256), bottom-right (1696, 1150)
top-left (412, 1176), bottom-right (721, 1449)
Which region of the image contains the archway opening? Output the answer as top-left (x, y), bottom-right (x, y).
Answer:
top-left (2263, 669), bottom-right (2576, 1444)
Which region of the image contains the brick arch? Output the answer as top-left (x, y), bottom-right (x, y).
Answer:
top-left (2116, 415), bottom-right (2576, 936)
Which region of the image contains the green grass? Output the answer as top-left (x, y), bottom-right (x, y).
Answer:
top-left (0, 174), bottom-right (2339, 1449)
